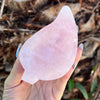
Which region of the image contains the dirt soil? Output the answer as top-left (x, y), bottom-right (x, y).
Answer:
top-left (0, 0), bottom-right (100, 100)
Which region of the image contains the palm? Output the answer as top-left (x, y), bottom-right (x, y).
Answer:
top-left (27, 80), bottom-right (64, 100)
top-left (3, 75), bottom-right (71, 100)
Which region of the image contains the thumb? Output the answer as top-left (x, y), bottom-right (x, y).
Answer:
top-left (4, 58), bottom-right (24, 89)
top-left (4, 43), bottom-right (24, 89)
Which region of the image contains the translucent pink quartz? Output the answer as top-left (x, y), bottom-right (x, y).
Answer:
top-left (19, 6), bottom-right (78, 84)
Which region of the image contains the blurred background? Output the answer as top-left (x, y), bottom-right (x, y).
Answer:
top-left (0, 0), bottom-right (100, 100)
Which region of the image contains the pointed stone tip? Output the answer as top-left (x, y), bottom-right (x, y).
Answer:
top-left (61, 6), bottom-right (71, 11)
top-left (53, 5), bottom-right (77, 32)
top-left (57, 5), bottom-right (74, 22)
top-left (60, 6), bottom-right (72, 15)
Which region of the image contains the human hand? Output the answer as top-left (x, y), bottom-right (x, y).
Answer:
top-left (3, 44), bottom-right (83, 100)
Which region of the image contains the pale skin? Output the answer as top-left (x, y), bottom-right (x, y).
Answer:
top-left (3, 47), bottom-right (82, 100)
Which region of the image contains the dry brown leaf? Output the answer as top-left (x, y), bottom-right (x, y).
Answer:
top-left (6, 0), bottom-right (49, 12)
top-left (74, 76), bottom-right (84, 82)
top-left (81, 40), bottom-right (99, 60)
top-left (38, 3), bottom-right (81, 23)
top-left (67, 3), bottom-right (81, 16)
top-left (88, 0), bottom-right (98, 2)
top-left (79, 13), bottom-right (95, 33)
top-left (32, 0), bottom-right (49, 12)
top-left (6, 0), bottom-right (27, 11)
top-left (39, 3), bottom-right (65, 23)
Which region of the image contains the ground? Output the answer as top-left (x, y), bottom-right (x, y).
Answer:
top-left (0, 0), bottom-right (100, 100)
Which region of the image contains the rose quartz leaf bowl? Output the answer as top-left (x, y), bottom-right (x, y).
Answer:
top-left (19, 6), bottom-right (78, 84)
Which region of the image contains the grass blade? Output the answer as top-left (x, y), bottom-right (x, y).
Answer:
top-left (76, 83), bottom-right (88, 100)
top-left (68, 79), bottom-right (74, 92)
top-left (90, 78), bottom-right (97, 96)
top-left (70, 98), bottom-right (80, 100)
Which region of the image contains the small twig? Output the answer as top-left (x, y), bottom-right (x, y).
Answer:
top-left (0, 0), bottom-right (6, 18)
top-left (57, 0), bottom-right (61, 4)
top-left (0, 28), bottom-right (36, 33)
top-left (79, 0), bottom-right (82, 6)
top-left (94, 89), bottom-right (100, 100)
top-left (81, 7), bottom-right (92, 13)
top-left (89, 37), bottom-right (100, 44)
top-left (92, 1), bottom-right (100, 12)
top-left (79, 36), bottom-right (100, 44)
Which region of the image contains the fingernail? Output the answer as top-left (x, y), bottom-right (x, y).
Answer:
top-left (79, 43), bottom-right (83, 51)
top-left (72, 62), bottom-right (77, 70)
top-left (16, 43), bottom-right (22, 58)
top-left (77, 25), bottom-right (79, 31)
